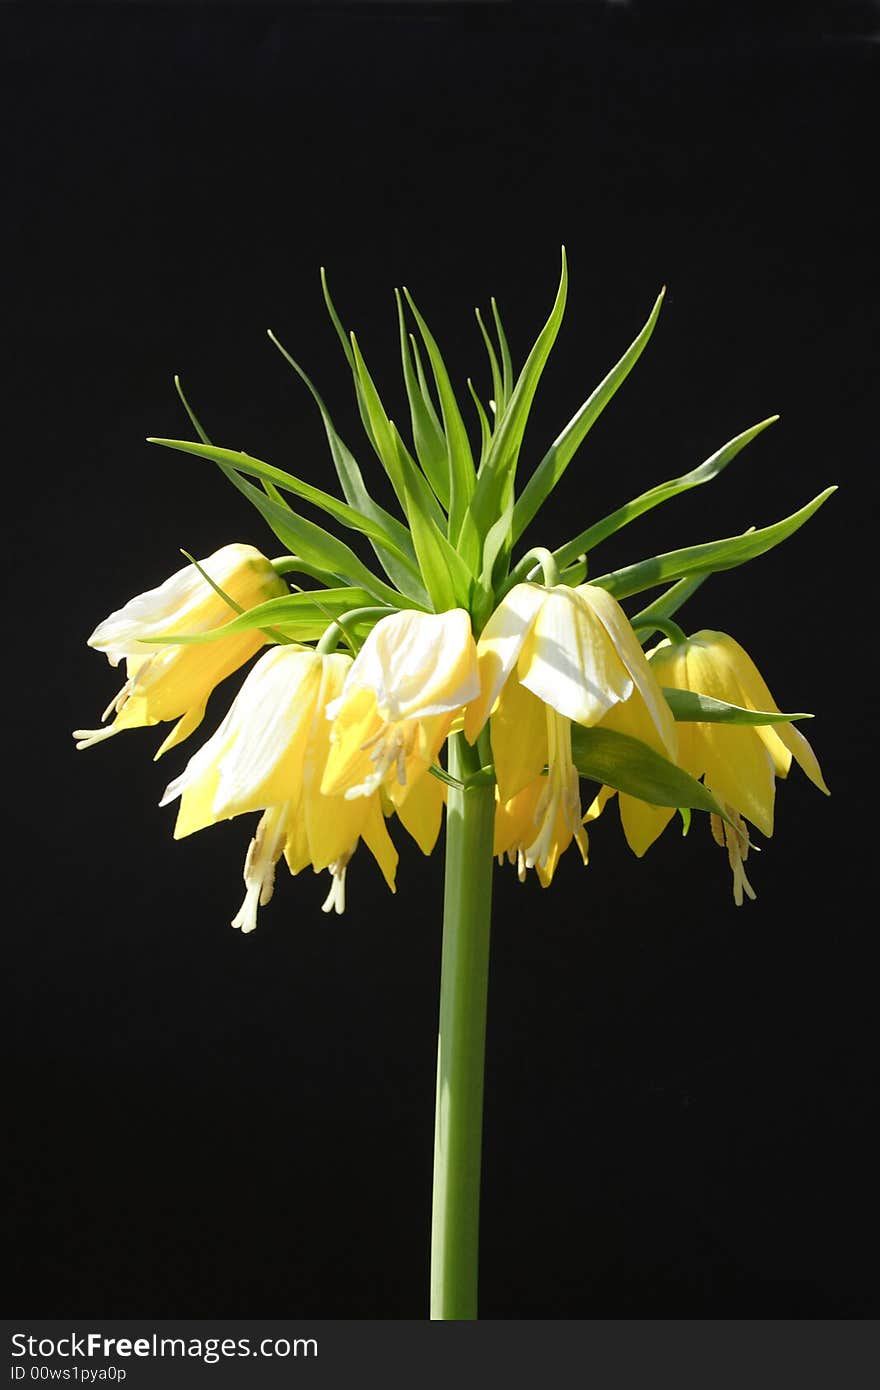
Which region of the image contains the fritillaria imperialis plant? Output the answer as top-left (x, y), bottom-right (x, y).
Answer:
top-left (75, 252), bottom-right (832, 1318)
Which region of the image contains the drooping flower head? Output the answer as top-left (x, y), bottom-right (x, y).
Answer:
top-left (74, 544), bottom-right (287, 758)
top-left (321, 609), bottom-right (480, 812)
top-left (160, 645), bottom-right (399, 930)
top-left (467, 582), bottom-right (676, 884)
top-left (586, 629), bottom-right (829, 903)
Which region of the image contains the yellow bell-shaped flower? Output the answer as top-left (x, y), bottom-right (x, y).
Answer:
top-left (321, 608), bottom-right (480, 810)
top-left (494, 775), bottom-right (589, 888)
top-left (466, 582), bottom-right (676, 882)
top-left (73, 543), bottom-right (287, 758)
top-left (160, 645), bottom-right (400, 930)
top-left (586, 629), bottom-right (829, 904)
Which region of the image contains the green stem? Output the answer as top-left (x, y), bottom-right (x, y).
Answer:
top-left (631, 616), bottom-right (688, 646)
top-left (315, 605), bottom-right (394, 655)
top-left (430, 733), bottom-right (496, 1320)
top-left (515, 545), bottom-right (560, 588)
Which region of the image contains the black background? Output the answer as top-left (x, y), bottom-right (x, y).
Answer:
top-left (4, 2), bottom-right (878, 1319)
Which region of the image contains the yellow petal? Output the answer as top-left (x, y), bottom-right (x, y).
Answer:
top-left (283, 802), bottom-right (311, 876)
top-left (583, 784), bottom-right (616, 824)
top-left (684, 640), bottom-right (777, 835)
top-left (154, 703), bottom-right (207, 760)
top-left (707, 632), bottom-right (829, 794)
top-left (771, 721), bottom-right (829, 795)
top-left (361, 796), bottom-right (399, 891)
top-left (490, 678), bottom-right (548, 802)
top-left (306, 791), bottom-right (370, 872)
top-left (396, 770), bottom-right (446, 855)
top-left (320, 687), bottom-right (383, 797)
top-left (618, 794), bottom-right (676, 857)
top-left (173, 764), bottom-right (222, 839)
top-left (596, 682), bottom-right (677, 760)
top-left (465, 583), bottom-right (546, 741)
top-left (384, 712), bottom-right (455, 810)
top-left (494, 781), bottom-right (542, 858)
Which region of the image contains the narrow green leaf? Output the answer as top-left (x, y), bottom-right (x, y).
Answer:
top-left (409, 333), bottom-right (441, 426)
top-left (468, 248), bottom-right (569, 543)
top-left (471, 499), bottom-right (514, 631)
top-left (179, 548), bottom-right (243, 615)
top-left (390, 419), bottom-right (458, 546)
top-left (320, 266), bottom-right (357, 370)
top-left (553, 416), bottom-right (778, 571)
top-left (475, 306), bottom-right (504, 417)
top-left (350, 333), bottom-right (448, 536)
top-left (320, 266), bottom-right (380, 449)
top-left (349, 333), bottom-right (410, 502)
top-left (216, 468), bottom-right (419, 609)
top-left (458, 509), bottom-right (484, 588)
top-left (404, 483), bottom-right (474, 613)
top-left (662, 688), bottom-right (812, 725)
top-left (267, 331), bottom-right (429, 605)
top-left (171, 387), bottom-right (299, 643)
top-left (148, 437), bottom-right (420, 574)
top-left (590, 487), bottom-right (836, 601)
top-left (395, 289), bottom-right (450, 508)
top-left (490, 296), bottom-right (514, 407)
top-left (174, 376), bottom-right (213, 445)
top-left (570, 725), bottom-right (728, 818)
top-left (467, 378), bottom-right (492, 465)
top-left (559, 555), bottom-right (588, 586)
top-left (480, 499), bottom-right (513, 594)
top-left (140, 587), bottom-right (380, 644)
top-left (512, 286), bottom-right (665, 543)
top-left (403, 286), bottom-right (476, 543)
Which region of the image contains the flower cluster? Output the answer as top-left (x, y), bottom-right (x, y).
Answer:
top-left (75, 256), bottom-right (832, 925)
top-left (75, 562), bottom-right (826, 924)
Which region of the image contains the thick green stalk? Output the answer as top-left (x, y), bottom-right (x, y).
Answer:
top-left (430, 734), bottom-right (496, 1320)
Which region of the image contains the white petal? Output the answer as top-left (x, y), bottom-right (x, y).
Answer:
top-left (518, 586), bottom-right (632, 724)
top-left (160, 646), bottom-right (320, 815)
top-left (335, 608), bottom-right (479, 721)
top-left (576, 584), bottom-right (677, 755)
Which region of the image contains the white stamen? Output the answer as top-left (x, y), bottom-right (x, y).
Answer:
top-left (231, 804), bottom-right (290, 933)
top-left (321, 857), bottom-right (350, 915)
top-left (230, 880), bottom-right (262, 935)
top-left (101, 682), bottom-right (130, 722)
top-left (346, 722), bottom-right (414, 799)
top-left (524, 708), bottom-right (587, 871)
top-left (72, 725), bottom-right (120, 751)
top-left (712, 803), bottom-right (758, 906)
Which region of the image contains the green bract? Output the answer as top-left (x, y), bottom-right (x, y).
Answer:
top-left (151, 251), bottom-right (833, 632)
